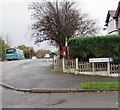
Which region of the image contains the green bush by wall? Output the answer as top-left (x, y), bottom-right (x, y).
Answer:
top-left (68, 35), bottom-right (120, 62)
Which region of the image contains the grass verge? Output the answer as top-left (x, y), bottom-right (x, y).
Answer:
top-left (80, 82), bottom-right (120, 89)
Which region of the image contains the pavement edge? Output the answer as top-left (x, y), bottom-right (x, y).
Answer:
top-left (0, 82), bottom-right (119, 93)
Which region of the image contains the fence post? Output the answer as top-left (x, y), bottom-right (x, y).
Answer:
top-left (62, 58), bottom-right (65, 72)
top-left (75, 58), bottom-right (79, 74)
top-left (107, 62), bottom-right (110, 75)
top-left (92, 63), bottom-right (95, 75)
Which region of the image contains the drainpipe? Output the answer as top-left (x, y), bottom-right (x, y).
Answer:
top-left (118, 28), bottom-right (120, 35)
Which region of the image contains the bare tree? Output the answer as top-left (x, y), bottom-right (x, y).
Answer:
top-left (29, 1), bottom-right (99, 53)
top-left (75, 13), bottom-right (99, 36)
top-left (0, 34), bottom-right (11, 61)
top-left (1, 33), bottom-right (12, 46)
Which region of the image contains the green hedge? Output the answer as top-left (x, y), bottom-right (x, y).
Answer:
top-left (68, 35), bottom-right (120, 62)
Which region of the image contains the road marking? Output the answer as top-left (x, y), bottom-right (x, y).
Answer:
top-left (22, 66), bottom-right (30, 68)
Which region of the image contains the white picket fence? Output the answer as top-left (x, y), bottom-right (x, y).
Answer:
top-left (110, 63), bottom-right (120, 74)
top-left (53, 57), bottom-right (120, 77)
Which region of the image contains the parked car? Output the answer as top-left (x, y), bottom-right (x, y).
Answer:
top-left (44, 54), bottom-right (50, 59)
top-left (32, 56), bottom-right (37, 59)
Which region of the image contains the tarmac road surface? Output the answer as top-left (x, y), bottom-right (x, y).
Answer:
top-left (1, 88), bottom-right (119, 108)
top-left (1, 59), bottom-right (119, 109)
top-left (1, 59), bottom-right (118, 89)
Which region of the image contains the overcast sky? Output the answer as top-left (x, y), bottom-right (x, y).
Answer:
top-left (0, 0), bottom-right (119, 51)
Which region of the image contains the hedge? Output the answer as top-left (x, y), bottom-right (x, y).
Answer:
top-left (68, 35), bottom-right (120, 62)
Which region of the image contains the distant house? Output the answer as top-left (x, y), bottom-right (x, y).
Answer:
top-left (105, 1), bottom-right (120, 35)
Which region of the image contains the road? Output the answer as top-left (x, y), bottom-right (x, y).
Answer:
top-left (1, 59), bottom-right (119, 108)
top-left (1, 88), bottom-right (118, 108)
top-left (2, 59), bottom-right (118, 89)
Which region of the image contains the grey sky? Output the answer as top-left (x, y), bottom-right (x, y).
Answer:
top-left (0, 0), bottom-right (119, 51)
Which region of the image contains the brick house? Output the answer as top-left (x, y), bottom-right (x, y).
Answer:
top-left (105, 1), bottom-right (120, 35)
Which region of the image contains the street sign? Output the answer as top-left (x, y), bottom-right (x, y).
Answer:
top-left (89, 58), bottom-right (113, 63)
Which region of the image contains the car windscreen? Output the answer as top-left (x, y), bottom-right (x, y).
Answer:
top-left (6, 49), bottom-right (16, 54)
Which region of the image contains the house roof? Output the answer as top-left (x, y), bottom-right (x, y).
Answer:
top-left (114, 1), bottom-right (120, 18)
top-left (105, 10), bottom-right (116, 26)
top-left (105, 1), bottom-right (120, 26)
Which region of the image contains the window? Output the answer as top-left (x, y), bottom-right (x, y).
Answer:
top-left (6, 49), bottom-right (16, 54)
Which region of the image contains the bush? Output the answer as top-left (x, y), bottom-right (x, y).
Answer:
top-left (68, 35), bottom-right (120, 62)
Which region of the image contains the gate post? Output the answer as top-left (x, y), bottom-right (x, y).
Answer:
top-left (75, 58), bottom-right (79, 74)
top-left (62, 58), bottom-right (65, 72)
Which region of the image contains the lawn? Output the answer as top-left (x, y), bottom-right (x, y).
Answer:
top-left (80, 82), bottom-right (120, 89)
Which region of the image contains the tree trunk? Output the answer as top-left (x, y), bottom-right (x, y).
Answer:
top-left (59, 46), bottom-right (62, 59)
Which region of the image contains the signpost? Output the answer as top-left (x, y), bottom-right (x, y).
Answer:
top-left (89, 58), bottom-right (113, 75)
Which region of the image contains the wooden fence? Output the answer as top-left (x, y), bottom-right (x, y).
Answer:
top-left (78, 62), bottom-right (108, 74)
top-left (53, 58), bottom-right (62, 69)
top-left (54, 58), bottom-right (120, 76)
top-left (110, 63), bottom-right (120, 74)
